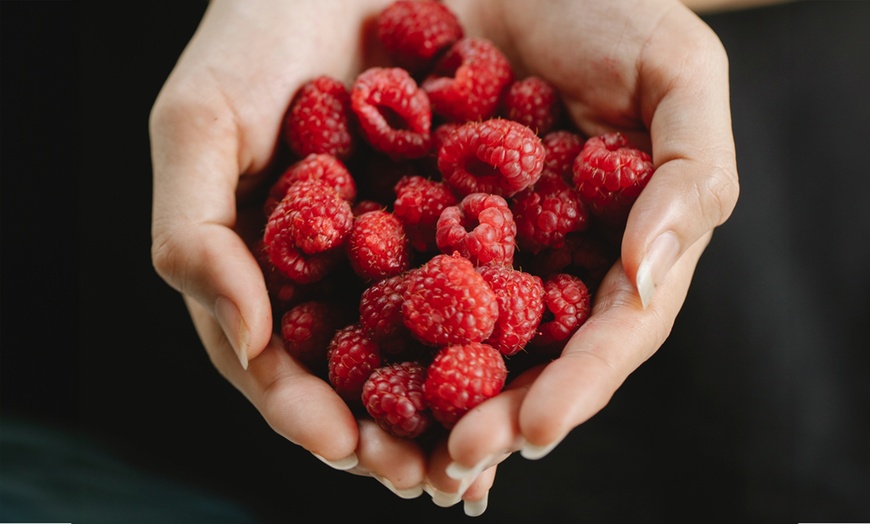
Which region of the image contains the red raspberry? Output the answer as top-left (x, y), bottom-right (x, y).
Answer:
top-left (264, 154), bottom-right (356, 217)
top-left (283, 76), bottom-right (355, 160)
top-left (523, 232), bottom-right (616, 291)
top-left (477, 266), bottom-right (545, 356)
top-left (422, 37), bottom-right (514, 123)
top-left (500, 76), bottom-right (562, 135)
top-left (393, 175), bottom-right (457, 253)
top-left (265, 241), bottom-right (345, 285)
top-left (352, 199), bottom-right (384, 216)
top-left (542, 130), bottom-right (585, 182)
top-left (358, 273), bottom-right (415, 356)
top-left (327, 324), bottom-right (382, 406)
top-left (435, 192), bottom-right (516, 266)
top-left (510, 171), bottom-right (589, 254)
top-left (350, 67), bottom-right (432, 160)
top-left (531, 273), bottom-right (591, 352)
top-left (376, 0), bottom-right (463, 72)
top-left (438, 118), bottom-right (545, 198)
top-left (572, 132), bottom-right (655, 224)
top-left (362, 360), bottom-right (433, 439)
top-left (255, 240), bottom-right (303, 311)
top-left (423, 342), bottom-right (507, 429)
top-left (346, 210), bottom-right (412, 281)
top-left (281, 301), bottom-right (345, 371)
top-left (264, 180), bottom-right (353, 256)
top-left (402, 252), bottom-right (498, 347)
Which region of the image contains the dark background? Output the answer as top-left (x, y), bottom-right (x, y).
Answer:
top-left (2, 1), bottom-right (869, 523)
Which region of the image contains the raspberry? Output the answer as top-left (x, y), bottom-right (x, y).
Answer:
top-left (522, 232), bottom-right (616, 291)
top-left (266, 242), bottom-right (345, 285)
top-left (327, 324), bottom-right (382, 406)
top-left (255, 240), bottom-right (303, 311)
top-left (358, 273), bottom-right (415, 356)
top-left (511, 171), bottom-right (589, 254)
top-left (393, 175), bottom-right (457, 253)
top-left (362, 360), bottom-right (433, 439)
top-left (477, 265), bottom-right (545, 356)
top-left (438, 118), bottom-right (545, 198)
top-left (264, 154), bottom-right (356, 217)
top-left (350, 67), bottom-right (432, 160)
top-left (264, 180), bottom-right (353, 256)
top-left (531, 273), bottom-right (591, 352)
top-left (423, 342), bottom-right (507, 429)
top-left (542, 130), bottom-right (585, 182)
top-left (402, 252), bottom-right (499, 347)
top-left (572, 132), bottom-right (655, 224)
top-left (435, 192), bottom-right (516, 266)
top-left (376, 0), bottom-right (463, 72)
top-left (281, 301), bottom-right (346, 371)
top-left (346, 209), bottom-right (412, 281)
top-left (283, 76), bottom-right (355, 160)
top-left (352, 199), bottom-right (384, 216)
top-left (422, 37), bottom-right (514, 123)
top-left (500, 76), bottom-right (562, 135)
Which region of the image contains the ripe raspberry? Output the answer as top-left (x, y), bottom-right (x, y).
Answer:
top-left (402, 252), bottom-right (498, 347)
top-left (346, 210), bottom-right (412, 281)
top-left (281, 301), bottom-right (346, 371)
top-left (255, 240), bottom-right (303, 311)
top-left (522, 232), bottom-right (616, 291)
top-left (350, 67), bottom-right (432, 160)
top-left (435, 192), bottom-right (516, 266)
top-left (500, 76), bottom-right (562, 135)
top-left (283, 76), bottom-right (355, 160)
top-left (477, 266), bottom-right (545, 356)
top-left (265, 241), bottom-right (345, 285)
top-left (393, 175), bottom-right (457, 253)
top-left (422, 37), bottom-right (514, 123)
top-left (438, 118), bottom-right (545, 198)
top-left (511, 171), bottom-right (589, 254)
top-left (376, 0), bottom-right (463, 72)
top-left (352, 199), bottom-right (384, 216)
top-left (327, 324), bottom-right (382, 406)
top-left (264, 180), bottom-right (353, 256)
top-left (572, 132), bottom-right (655, 224)
top-left (423, 342), bottom-right (507, 429)
top-left (358, 273), bottom-right (415, 356)
top-left (542, 130), bottom-right (585, 182)
top-left (531, 273), bottom-right (591, 352)
top-left (264, 154), bottom-right (356, 217)
top-left (362, 360), bottom-right (433, 439)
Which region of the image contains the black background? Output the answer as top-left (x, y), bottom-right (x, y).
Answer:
top-left (2, 1), bottom-right (869, 523)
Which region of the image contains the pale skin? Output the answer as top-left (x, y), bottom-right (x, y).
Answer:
top-left (150, 0), bottom-right (739, 516)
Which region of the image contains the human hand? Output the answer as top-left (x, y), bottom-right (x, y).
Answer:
top-left (437, 0), bottom-right (739, 492)
top-left (149, 0), bottom-right (496, 512)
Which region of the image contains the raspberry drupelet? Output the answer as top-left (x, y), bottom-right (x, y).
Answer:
top-left (283, 75), bottom-right (356, 160)
top-left (437, 118), bottom-right (545, 198)
top-left (435, 192), bottom-right (516, 267)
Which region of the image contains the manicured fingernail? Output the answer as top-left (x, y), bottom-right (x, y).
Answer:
top-left (446, 454), bottom-right (498, 496)
top-left (520, 438), bottom-right (561, 460)
top-left (636, 231), bottom-right (680, 309)
top-left (429, 486), bottom-right (462, 507)
top-left (311, 452), bottom-right (359, 471)
top-left (464, 490), bottom-right (489, 517)
top-left (214, 296), bottom-right (249, 369)
top-left (372, 475), bottom-right (424, 499)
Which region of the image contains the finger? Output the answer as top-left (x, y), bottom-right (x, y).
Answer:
top-left (425, 437), bottom-right (502, 512)
top-left (444, 366), bottom-right (543, 484)
top-left (624, 5), bottom-right (739, 307)
top-left (517, 233), bottom-right (710, 457)
top-left (461, 466), bottom-right (497, 517)
top-left (150, 94), bottom-right (273, 368)
top-left (185, 297), bottom-right (360, 465)
top-left (350, 419), bottom-right (427, 499)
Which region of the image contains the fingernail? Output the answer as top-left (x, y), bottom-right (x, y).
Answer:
top-left (636, 231), bottom-right (680, 309)
top-left (372, 475), bottom-right (424, 499)
top-left (464, 490), bottom-right (489, 517)
top-left (214, 296), bottom-right (249, 370)
top-left (429, 486), bottom-right (462, 508)
top-left (446, 454), bottom-right (497, 496)
top-left (311, 452), bottom-right (359, 471)
top-left (520, 438), bottom-right (561, 460)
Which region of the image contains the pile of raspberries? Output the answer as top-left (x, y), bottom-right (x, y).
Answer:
top-left (255, 0), bottom-right (656, 440)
